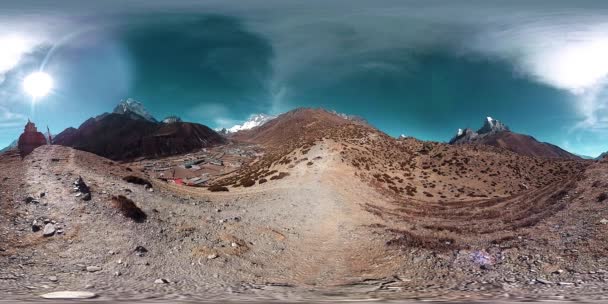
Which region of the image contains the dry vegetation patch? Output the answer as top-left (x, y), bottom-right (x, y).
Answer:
top-left (111, 195), bottom-right (147, 222)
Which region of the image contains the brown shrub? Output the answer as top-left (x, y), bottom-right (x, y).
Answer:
top-left (241, 178), bottom-right (255, 187)
top-left (111, 195), bottom-right (146, 223)
top-left (123, 176), bottom-right (152, 188)
top-left (209, 185), bottom-right (229, 192)
top-left (598, 192), bottom-right (608, 202)
top-left (259, 178), bottom-right (267, 184)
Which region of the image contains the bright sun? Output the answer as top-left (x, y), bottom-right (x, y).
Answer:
top-left (23, 72), bottom-right (53, 98)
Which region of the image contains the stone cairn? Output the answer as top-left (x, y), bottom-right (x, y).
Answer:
top-left (17, 119), bottom-right (47, 157)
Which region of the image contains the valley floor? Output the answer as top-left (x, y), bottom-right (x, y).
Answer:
top-left (1, 145), bottom-right (608, 302)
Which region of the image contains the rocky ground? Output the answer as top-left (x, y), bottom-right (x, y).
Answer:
top-left (1, 143), bottom-right (608, 302)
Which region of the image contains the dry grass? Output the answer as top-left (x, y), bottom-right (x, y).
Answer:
top-left (209, 185), bottom-right (229, 192)
top-left (240, 178), bottom-right (255, 187)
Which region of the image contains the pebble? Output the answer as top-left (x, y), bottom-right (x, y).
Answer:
top-left (154, 278), bottom-right (168, 284)
top-left (48, 276), bottom-right (58, 282)
top-left (536, 278), bottom-right (553, 285)
top-left (40, 291), bottom-right (97, 299)
top-left (207, 253), bottom-right (219, 260)
top-left (86, 266), bottom-right (102, 272)
top-left (42, 224), bottom-right (56, 237)
top-left (600, 219), bottom-right (608, 225)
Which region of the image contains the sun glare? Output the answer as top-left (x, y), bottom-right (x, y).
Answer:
top-left (23, 72), bottom-right (53, 98)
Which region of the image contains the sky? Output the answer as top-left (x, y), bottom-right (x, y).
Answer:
top-left (1, 1), bottom-right (608, 157)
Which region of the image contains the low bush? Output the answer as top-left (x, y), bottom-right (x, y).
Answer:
top-left (209, 185), bottom-right (229, 192)
top-left (111, 195), bottom-right (146, 223)
top-left (123, 176), bottom-right (152, 188)
top-left (241, 178), bottom-right (255, 187)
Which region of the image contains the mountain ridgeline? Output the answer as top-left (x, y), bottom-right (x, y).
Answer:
top-left (449, 117), bottom-right (579, 159)
top-left (53, 99), bottom-right (225, 161)
top-left (50, 99), bottom-right (582, 162)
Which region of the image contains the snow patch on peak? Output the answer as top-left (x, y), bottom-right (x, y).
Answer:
top-left (479, 116), bottom-right (509, 134)
top-left (457, 128), bottom-right (464, 136)
top-left (226, 113), bottom-right (276, 133)
top-left (113, 98), bottom-right (157, 122)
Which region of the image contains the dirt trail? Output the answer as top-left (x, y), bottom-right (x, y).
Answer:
top-left (257, 141), bottom-right (395, 286)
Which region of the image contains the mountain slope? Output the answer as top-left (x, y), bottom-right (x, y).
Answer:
top-left (450, 117), bottom-right (579, 159)
top-left (222, 108), bottom-right (585, 200)
top-left (54, 108), bottom-right (224, 161)
top-left (0, 139), bottom-right (17, 153)
top-left (231, 108), bottom-right (357, 146)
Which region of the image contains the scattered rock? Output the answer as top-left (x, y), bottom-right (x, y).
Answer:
top-left (154, 278), bottom-right (168, 284)
top-left (82, 192), bottom-right (91, 201)
top-left (536, 278), bottom-right (553, 285)
top-left (32, 220), bottom-right (42, 232)
top-left (74, 176), bottom-right (91, 201)
top-left (134, 246), bottom-right (148, 256)
top-left (42, 224), bottom-right (56, 237)
top-left (86, 266), bottom-right (102, 272)
top-left (48, 276), bottom-right (58, 282)
top-left (40, 291), bottom-right (97, 299)
top-left (600, 218), bottom-right (608, 225)
top-left (207, 253), bottom-right (218, 260)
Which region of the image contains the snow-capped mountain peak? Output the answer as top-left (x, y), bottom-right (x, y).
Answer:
top-left (226, 113), bottom-right (276, 133)
top-left (162, 116), bottom-right (182, 124)
top-left (113, 98), bottom-right (158, 123)
top-left (478, 116), bottom-right (509, 134)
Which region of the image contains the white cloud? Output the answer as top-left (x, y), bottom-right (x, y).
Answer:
top-left (0, 105), bottom-right (27, 129)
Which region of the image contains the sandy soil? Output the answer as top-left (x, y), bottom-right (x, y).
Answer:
top-left (1, 140), bottom-right (607, 302)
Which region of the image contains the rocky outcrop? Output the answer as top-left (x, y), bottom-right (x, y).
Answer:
top-left (113, 98), bottom-right (158, 123)
top-left (17, 120), bottom-right (47, 157)
top-left (449, 117), bottom-right (579, 159)
top-left (450, 117), bottom-right (509, 144)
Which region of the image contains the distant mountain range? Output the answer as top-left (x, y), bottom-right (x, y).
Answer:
top-left (450, 117), bottom-right (579, 159)
top-left (0, 139), bottom-right (17, 153)
top-left (53, 99), bottom-right (224, 160)
top-left (3, 100), bottom-right (602, 161)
